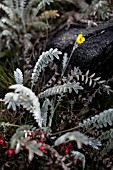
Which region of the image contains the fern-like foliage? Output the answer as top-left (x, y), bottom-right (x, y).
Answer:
top-left (97, 128), bottom-right (113, 141)
top-left (41, 98), bottom-right (51, 127)
top-left (71, 68), bottom-right (101, 87)
top-left (92, 0), bottom-right (111, 20)
top-left (96, 128), bottom-right (113, 156)
top-left (79, 108), bottom-right (113, 129)
top-left (4, 84), bottom-right (42, 128)
top-left (38, 97), bottom-right (55, 128)
top-left (39, 81), bottom-right (83, 98)
top-left (0, 0), bottom-right (60, 95)
top-left (3, 43), bottom-right (113, 167)
top-left (0, 3), bottom-right (14, 20)
top-left (85, 0), bottom-right (112, 20)
top-left (31, 48), bottom-right (62, 87)
top-left (61, 52), bottom-right (68, 76)
top-left (0, 0), bottom-right (57, 55)
top-left (54, 131), bottom-right (101, 149)
top-left (0, 0), bottom-right (54, 22)
top-left (36, 0), bottom-right (53, 13)
top-left (41, 98), bottom-right (55, 128)
top-left (69, 68), bottom-right (113, 95)
top-left (101, 138), bottom-right (113, 156)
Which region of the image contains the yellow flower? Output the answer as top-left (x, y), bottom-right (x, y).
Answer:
top-left (76, 33), bottom-right (85, 44)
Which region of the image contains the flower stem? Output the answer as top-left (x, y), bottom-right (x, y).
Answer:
top-left (51, 125), bottom-right (79, 136)
top-left (62, 44), bottom-right (78, 77)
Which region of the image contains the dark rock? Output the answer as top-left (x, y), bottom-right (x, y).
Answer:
top-left (47, 19), bottom-right (113, 79)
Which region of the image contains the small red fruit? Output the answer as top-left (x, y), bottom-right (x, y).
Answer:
top-left (0, 136), bottom-right (6, 147)
top-left (41, 133), bottom-right (45, 139)
top-left (64, 148), bottom-right (69, 155)
top-left (23, 146), bottom-right (28, 151)
top-left (0, 136), bottom-right (4, 140)
top-left (61, 143), bottom-right (66, 148)
top-left (39, 145), bottom-right (45, 151)
top-left (6, 149), bottom-right (15, 156)
top-left (0, 139), bottom-right (5, 146)
top-left (68, 143), bottom-right (72, 149)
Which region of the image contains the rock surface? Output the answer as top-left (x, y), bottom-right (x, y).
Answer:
top-left (47, 19), bottom-right (113, 79)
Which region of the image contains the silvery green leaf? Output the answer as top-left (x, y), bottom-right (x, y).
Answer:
top-left (31, 48), bottom-right (62, 87)
top-left (89, 78), bottom-right (92, 86)
top-left (62, 53), bottom-right (68, 69)
top-left (85, 76), bottom-right (88, 84)
top-left (71, 151), bottom-right (85, 169)
top-left (93, 81), bottom-right (96, 87)
top-left (5, 84), bottom-right (42, 127)
top-left (28, 150), bottom-right (34, 161)
top-left (79, 109), bottom-right (113, 129)
top-left (98, 80), bottom-right (106, 84)
top-left (16, 125), bottom-right (33, 133)
top-left (88, 138), bottom-right (101, 149)
top-left (1, 30), bottom-right (12, 37)
top-left (10, 137), bottom-right (17, 149)
top-left (74, 66), bottom-right (79, 75)
top-left (54, 131), bottom-right (89, 149)
top-left (26, 140), bottom-right (43, 157)
top-left (85, 70), bottom-right (89, 76)
top-left (82, 75), bottom-right (84, 81)
top-left (39, 82), bottom-right (83, 98)
top-left (15, 142), bottom-right (21, 154)
top-left (41, 98), bottom-right (51, 127)
top-left (4, 93), bottom-right (19, 111)
top-left (94, 77), bottom-right (101, 81)
top-left (89, 73), bottom-right (95, 78)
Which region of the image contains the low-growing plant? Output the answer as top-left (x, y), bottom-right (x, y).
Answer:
top-left (0, 0), bottom-right (60, 94)
top-left (84, 0), bottom-right (113, 21)
top-left (0, 0), bottom-right (59, 53)
top-left (1, 34), bottom-right (113, 169)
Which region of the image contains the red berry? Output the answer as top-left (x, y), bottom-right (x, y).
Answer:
top-left (6, 149), bottom-right (15, 155)
top-left (64, 148), bottom-right (69, 155)
top-left (39, 145), bottom-right (45, 151)
top-left (41, 133), bottom-right (45, 139)
top-left (0, 136), bottom-right (6, 147)
top-left (0, 139), bottom-right (5, 146)
top-left (68, 143), bottom-right (72, 149)
top-left (61, 143), bottom-right (66, 148)
top-left (23, 146), bottom-right (28, 151)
